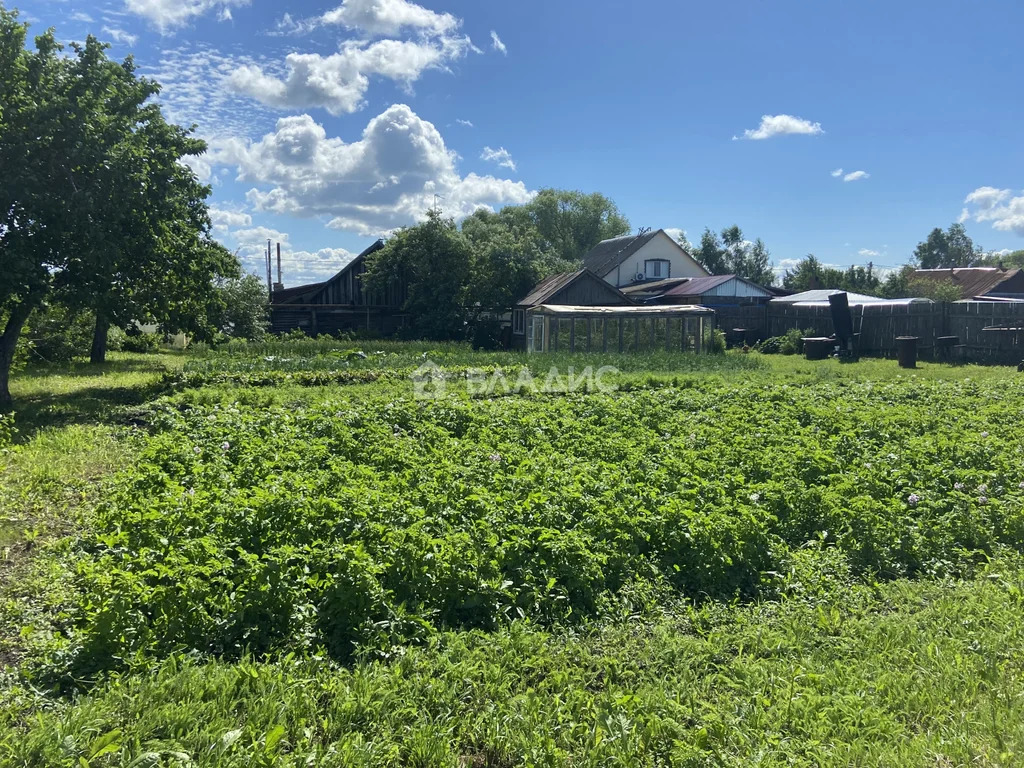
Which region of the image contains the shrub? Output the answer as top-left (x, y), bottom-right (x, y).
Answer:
top-left (20, 304), bottom-right (94, 363)
top-left (121, 332), bottom-right (161, 353)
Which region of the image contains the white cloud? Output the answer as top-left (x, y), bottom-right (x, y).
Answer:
top-left (270, 12), bottom-right (318, 36)
top-left (858, 249), bottom-right (879, 257)
top-left (830, 168), bottom-right (843, 177)
top-left (663, 227), bottom-right (689, 245)
top-left (321, 0), bottom-right (458, 36)
top-left (455, 118), bottom-right (473, 127)
top-left (103, 26), bottom-right (138, 45)
top-left (180, 154), bottom-right (212, 182)
top-left (227, 36), bottom-right (473, 116)
top-left (210, 104), bottom-right (533, 237)
top-left (209, 207), bottom-right (253, 231)
top-left (843, 170), bottom-right (869, 182)
top-left (124, 0), bottom-right (250, 33)
top-left (480, 146), bottom-right (516, 170)
top-left (962, 186), bottom-right (1024, 236)
top-left (218, 7), bottom-right (232, 21)
top-left (72, 11), bottom-right (95, 22)
top-left (965, 186), bottom-right (1011, 210)
top-left (734, 114), bottom-right (824, 141)
top-left (490, 30), bottom-right (507, 55)
top-left (143, 47), bottom-right (278, 140)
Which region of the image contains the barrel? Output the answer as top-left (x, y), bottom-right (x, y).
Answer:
top-left (896, 336), bottom-right (919, 368)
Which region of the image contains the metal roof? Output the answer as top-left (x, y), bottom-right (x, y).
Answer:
top-left (580, 231), bottom-right (661, 276)
top-left (912, 267), bottom-right (1024, 298)
top-left (771, 289), bottom-right (887, 304)
top-left (534, 304), bottom-right (714, 316)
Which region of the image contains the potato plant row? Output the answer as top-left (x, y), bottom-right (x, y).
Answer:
top-left (63, 378), bottom-right (1024, 674)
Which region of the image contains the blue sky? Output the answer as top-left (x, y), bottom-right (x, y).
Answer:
top-left (15, 0), bottom-right (1024, 284)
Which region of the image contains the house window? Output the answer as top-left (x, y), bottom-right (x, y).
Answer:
top-left (513, 308), bottom-right (526, 335)
top-left (645, 259), bottom-right (670, 280)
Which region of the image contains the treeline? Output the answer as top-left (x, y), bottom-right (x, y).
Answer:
top-left (781, 223), bottom-right (1024, 300)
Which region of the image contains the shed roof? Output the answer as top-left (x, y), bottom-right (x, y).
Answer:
top-left (911, 267), bottom-right (1023, 298)
top-left (517, 268), bottom-right (630, 307)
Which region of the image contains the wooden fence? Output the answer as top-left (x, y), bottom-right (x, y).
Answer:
top-left (716, 301), bottom-right (1024, 364)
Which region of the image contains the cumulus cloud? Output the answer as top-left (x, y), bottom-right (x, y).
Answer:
top-left (961, 186), bottom-right (1024, 236)
top-left (209, 207), bottom-right (253, 231)
top-left (125, 0), bottom-right (250, 32)
top-left (321, 0), bottom-right (458, 36)
top-left (210, 104), bottom-right (533, 237)
top-left (843, 170), bottom-right (869, 182)
top-left (490, 30), bottom-right (507, 55)
top-left (734, 114), bottom-right (824, 141)
top-left (180, 154), bottom-right (213, 183)
top-left (103, 26), bottom-right (138, 45)
top-left (480, 146), bottom-right (516, 170)
top-left (455, 118), bottom-right (473, 127)
top-left (830, 168), bottom-right (843, 178)
top-left (227, 36), bottom-right (473, 115)
top-left (858, 248), bottom-right (880, 257)
top-left (965, 186), bottom-right (1011, 210)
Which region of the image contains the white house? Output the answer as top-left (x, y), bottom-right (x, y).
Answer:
top-left (581, 229), bottom-right (709, 288)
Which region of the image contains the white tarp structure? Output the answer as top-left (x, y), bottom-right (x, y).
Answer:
top-left (771, 289), bottom-right (933, 307)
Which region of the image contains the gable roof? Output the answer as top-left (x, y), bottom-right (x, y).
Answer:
top-left (272, 239), bottom-right (384, 305)
top-left (518, 269), bottom-right (632, 307)
top-left (911, 267), bottom-right (1024, 298)
top-left (622, 274), bottom-right (773, 302)
top-left (581, 230), bottom-right (661, 276)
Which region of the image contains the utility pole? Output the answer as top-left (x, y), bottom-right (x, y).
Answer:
top-left (266, 239), bottom-right (272, 300)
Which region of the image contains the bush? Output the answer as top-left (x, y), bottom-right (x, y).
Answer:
top-left (707, 328), bottom-right (727, 354)
top-left (758, 328), bottom-right (813, 355)
top-left (19, 304), bottom-right (94, 363)
top-left (121, 332), bottom-right (161, 353)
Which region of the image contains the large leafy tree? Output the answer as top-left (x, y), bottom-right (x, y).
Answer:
top-left (517, 188), bottom-right (630, 263)
top-left (913, 223), bottom-right (982, 269)
top-left (362, 210), bottom-right (474, 339)
top-left (0, 9), bottom-right (234, 407)
top-left (695, 226), bottom-right (776, 285)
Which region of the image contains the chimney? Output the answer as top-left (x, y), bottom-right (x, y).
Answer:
top-left (273, 242), bottom-right (284, 292)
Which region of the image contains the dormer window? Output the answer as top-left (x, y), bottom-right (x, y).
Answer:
top-left (645, 259), bottom-right (670, 280)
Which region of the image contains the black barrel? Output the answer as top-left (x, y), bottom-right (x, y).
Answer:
top-left (896, 336), bottom-right (919, 368)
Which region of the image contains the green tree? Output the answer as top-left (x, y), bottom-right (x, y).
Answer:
top-left (518, 188), bottom-right (630, 263)
top-left (362, 210), bottom-right (474, 339)
top-left (0, 10), bottom-right (234, 406)
top-left (694, 226), bottom-right (774, 285)
top-left (213, 273), bottom-right (270, 341)
top-left (694, 228), bottom-right (728, 274)
top-left (913, 223), bottom-right (982, 269)
top-left (783, 256), bottom-right (881, 294)
top-left (980, 249), bottom-right (1024, 268)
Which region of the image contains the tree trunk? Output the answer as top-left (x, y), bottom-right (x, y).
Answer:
top-left (0, 300), bottom-right (36, 412)
top-left (90, 313), bottom-right (110, 364)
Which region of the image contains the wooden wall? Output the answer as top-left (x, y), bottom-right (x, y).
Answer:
top-left (714, 301), bottom-right (1024, 363)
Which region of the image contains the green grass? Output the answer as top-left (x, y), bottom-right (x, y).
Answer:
top-left (2, 344), bottom-right (1024, 766)
top-left (3, 562), bottom-right (1024, 766)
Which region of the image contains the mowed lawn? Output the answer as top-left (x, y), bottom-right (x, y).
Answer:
top-left (2, 344), bottom-right (1023, 767)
